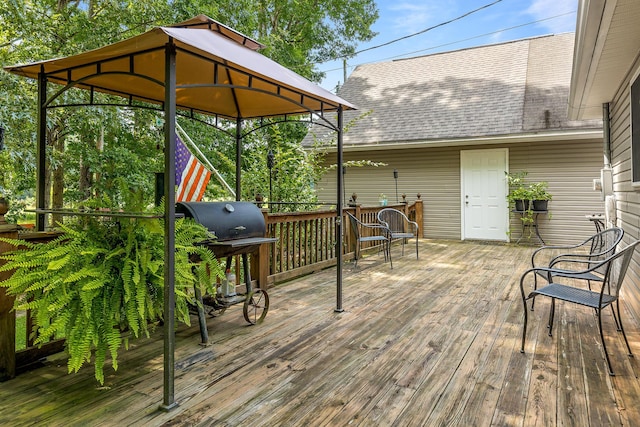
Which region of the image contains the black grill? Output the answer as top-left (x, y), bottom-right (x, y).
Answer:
top-left (176, 201), bottom-right (275, 339)
top-left (176, 201), bottom-right (276, 257)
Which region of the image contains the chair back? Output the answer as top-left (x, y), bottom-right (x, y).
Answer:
top-left (591, 227), bottom-right (624, 275)
top-left (377, 208), bottom-right (409, 233)
top-left (346, 212), bottom-right (361, 239)
top-left (602, 240), bottom-right (640, 300)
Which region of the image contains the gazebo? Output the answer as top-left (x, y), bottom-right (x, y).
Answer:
top-left (4, 15), bottom-right (355, 409)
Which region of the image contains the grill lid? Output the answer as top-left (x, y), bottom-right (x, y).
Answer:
top-left (176, 201), bottom-right (266, 241)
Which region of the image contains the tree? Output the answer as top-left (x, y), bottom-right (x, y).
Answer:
top-left (0, 1), bottom-right (378, 219)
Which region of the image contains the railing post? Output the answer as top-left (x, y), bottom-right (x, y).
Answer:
top-left (414, 194), bottom-right (424, 238)
top-left (0, 221), bottom-right (19, 381)
top-left (252, 208), bottom-right (271, 289)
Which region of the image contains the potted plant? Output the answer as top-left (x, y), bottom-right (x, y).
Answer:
top-left (0, 186), bottom-right (11, 225)
top-left (529, 181), bottom-right (552, 211)
top-left (0, 197), bottom-right (224, 384)
top-left (0, 193), bottom-right (7, 225)
top-left (505, 171), bottom-right (531, 211)
top-left (505, 172), bottom-right (553, 239)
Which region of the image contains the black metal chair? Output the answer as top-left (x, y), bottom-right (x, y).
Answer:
top-left (347, 212), bottom-right (392, 268)
top-left (529, 227), bottom-right (624, 311)
top-left (520, 239), bottom-right (640, 376)
top-left (377, 208), bottom-right (419, 258)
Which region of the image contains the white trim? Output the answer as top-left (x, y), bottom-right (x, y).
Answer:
top-left (327, 130), bottom-right (603, 153)
top-left (569, 0), bottom-right (618, 120)
top-left (630, 65), bottom-right (640, 186)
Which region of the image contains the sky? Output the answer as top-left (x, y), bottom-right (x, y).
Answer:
top-left (318, 0), bottom-right (579, 92)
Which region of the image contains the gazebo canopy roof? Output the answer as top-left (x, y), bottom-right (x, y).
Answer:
top-left (4, 14), bottom-right (355, 120)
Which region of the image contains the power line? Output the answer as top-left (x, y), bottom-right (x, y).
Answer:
top-left (385, 11), bottom-right (576, 61)
top-left (321, 10), bottom-right (576, 75)
top-left (353, 0), bottom-right (503, 57)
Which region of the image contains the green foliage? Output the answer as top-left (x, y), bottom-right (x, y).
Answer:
top-left (505, 171), bottom-right (553, 236)
top-left (529, 181), bottom-right (552, 201)
top-left (0, 1), bottom-right (379, 212)
top-left (505, 171), bottom-right (553, 205)
top-left (0, 216), bottom-right (222, 384)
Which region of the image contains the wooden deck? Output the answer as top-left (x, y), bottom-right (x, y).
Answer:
top-left (2, 239), bottom-right (640, 426)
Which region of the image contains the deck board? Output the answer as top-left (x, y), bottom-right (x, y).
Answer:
top-left (1, 240), bottom-right (640, 426)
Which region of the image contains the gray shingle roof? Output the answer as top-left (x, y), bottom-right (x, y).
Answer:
top-left (308, 33), bottom-right (601, 148)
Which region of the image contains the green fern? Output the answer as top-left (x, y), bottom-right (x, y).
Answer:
top-left (0, 214), bottom-right (222, 384)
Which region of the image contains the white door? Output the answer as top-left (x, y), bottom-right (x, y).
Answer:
top-left (461, 149), bottom-right (508, 241)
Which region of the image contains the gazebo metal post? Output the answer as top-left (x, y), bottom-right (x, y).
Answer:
top-left (335, 106), bottom-right (344, 312)
top-left (36, 69), bottom-right (47, 231)
top-left (235, 118), bottom-right (242, 201)
top-left (160, 41), bottom-right (178, 412)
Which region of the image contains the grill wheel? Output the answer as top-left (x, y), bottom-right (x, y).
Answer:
top-left (243, 289), bottom-right (269, 325)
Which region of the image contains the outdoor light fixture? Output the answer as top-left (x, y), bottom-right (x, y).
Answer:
top-left (0, 126), bottom-right (4, 151)
top-left (393, 169), bottom-right (399, 203)
top-left (267, 150), bottom-right (275, 211)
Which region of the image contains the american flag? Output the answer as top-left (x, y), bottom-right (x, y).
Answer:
top-left (175, 135), bottom-right (211, 202)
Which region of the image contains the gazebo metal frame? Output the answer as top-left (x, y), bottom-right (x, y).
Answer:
top-left (4, 15), bottom-right (354, 410)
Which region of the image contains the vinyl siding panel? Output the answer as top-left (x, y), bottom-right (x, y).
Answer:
top-left (508, 140), bottom-right (604, 244)
top-left (317, 147), bottom-right (461, 240)
top-left (608, 56), bottom-right (640, 324)
top-left (316, 140), bottom-right (603, 245)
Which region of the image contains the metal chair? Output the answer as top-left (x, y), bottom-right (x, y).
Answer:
top-left (529, 227), bottom-right (624, 310)
top-left (347, 212), bottom-right (392, 268)
top-left (377, 208), bottom-right (419, 258)
top-left (520, 239), bottom-right (640, 375)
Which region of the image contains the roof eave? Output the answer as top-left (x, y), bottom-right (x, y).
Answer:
top-left (338, 129), bottom-right (604, 152)
top-left (569, 0), bottom-right (640, 121)
top-left (569, 0), bottom-right (608, 121)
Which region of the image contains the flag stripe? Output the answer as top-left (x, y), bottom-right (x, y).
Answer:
top-left (181, 160), bottom-right (208, 201)
top-left (175, 135), bottom-right (211, 202)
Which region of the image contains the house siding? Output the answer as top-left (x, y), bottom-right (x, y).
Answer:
top-left (317, 140), bottom-right (604, 245)
top-left (607, 56), bottom-right (640, 324)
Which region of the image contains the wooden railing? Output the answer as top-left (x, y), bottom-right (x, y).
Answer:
top-left (0, 228), bottom-right (64, 381)
top-left (261, 197), bottom-right (423, 286)
top-left (0, 197), bottom-right (423, 380)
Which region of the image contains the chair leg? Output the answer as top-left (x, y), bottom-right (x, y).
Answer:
top-left (520, 277), bottom-right (529, 353)
top-left (548, 298), bottom-right (556, 336)
top-left (610, 305), bottom-right (621, 331)
top-left (521, 297), bottom-right (528, 353)
top-left (415, 238), bottom-right (419, 259)
top-left (388, 240), bottom-right (393, 269)
top-left (598, 307), bottom-right (615, 376)
top-left (354, 243), bottom-right (360, 267)
top-left (616, 301), bottom-right (633, 357)
top-left (531, 275), bottom-right (538, 310)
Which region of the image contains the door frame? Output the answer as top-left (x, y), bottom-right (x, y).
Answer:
top-left (460, 148), bottom-right (509, 241)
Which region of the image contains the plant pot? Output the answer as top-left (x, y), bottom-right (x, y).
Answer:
top-left (532, 200), bottom-right (548, 211)
top-left (0, 197), bottom-right (8, 224)
top-left (514, 199), bottom-right (530, 212)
